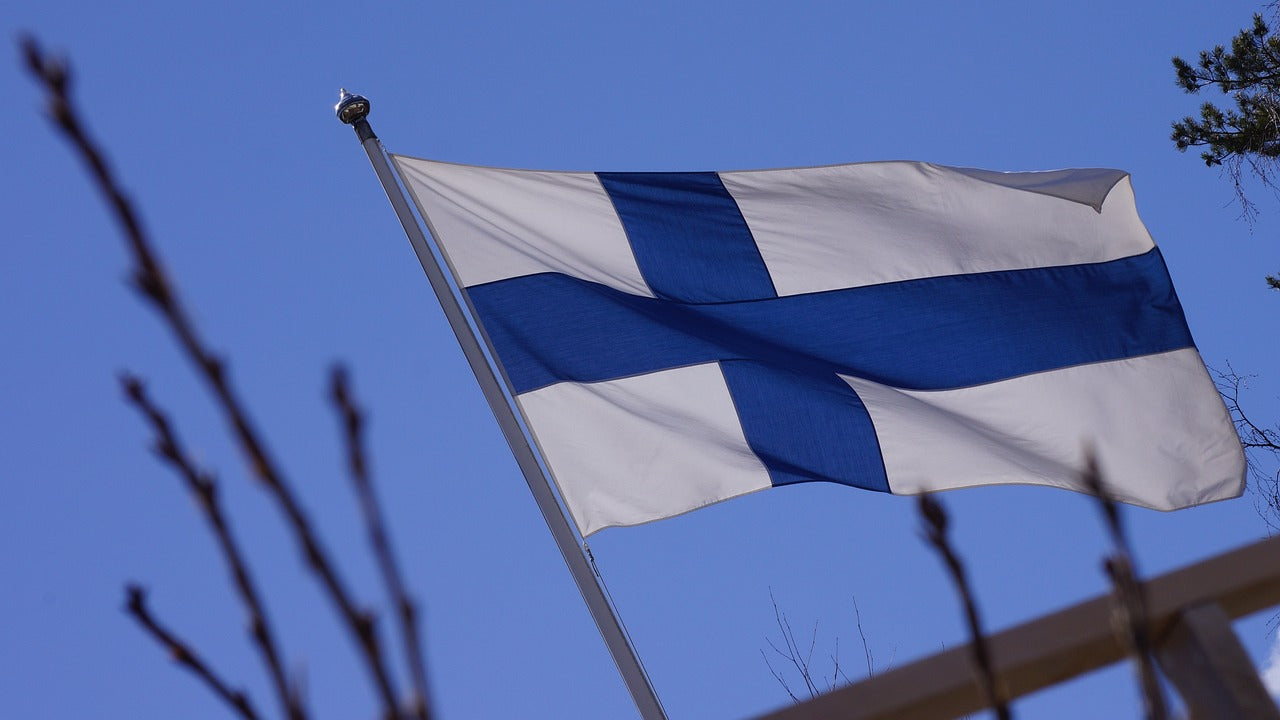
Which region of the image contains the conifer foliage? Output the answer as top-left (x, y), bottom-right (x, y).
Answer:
top-left (1172, 10), bottom-right (1280, 288)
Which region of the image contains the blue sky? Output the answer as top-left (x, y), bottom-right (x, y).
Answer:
top-left (4, 1), bottom-right (1280, 718)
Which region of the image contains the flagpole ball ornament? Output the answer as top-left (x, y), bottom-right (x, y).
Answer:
top-left (335, 89), bottom-right (376, 141)
top-left (335, 89), bottom-right (370, 124)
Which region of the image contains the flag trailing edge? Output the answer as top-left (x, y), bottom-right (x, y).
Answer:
top-left (391, 155), bottom-right (1246, 537)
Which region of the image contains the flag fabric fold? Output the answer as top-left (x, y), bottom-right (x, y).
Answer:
top-left (392, 155), bottom-right (1245, 536)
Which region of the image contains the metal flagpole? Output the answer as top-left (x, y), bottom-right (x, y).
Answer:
top-left (335, 90), bottom-right (668, 720)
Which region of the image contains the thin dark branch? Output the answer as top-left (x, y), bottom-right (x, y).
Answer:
top-left (1081, 456), bottom-right (1168, 720)
top-left (783, 614), bottom-right (818, 698)
top-left (760, 648), bottom-right (801, 704)
top-left (1215, 364), bottom-right (1280, 452)
top-left (125, 585), bottom-right (262, 720)
top-left (21, 36), bottom-right (404, 719)
top-left (331, 366), bottom-right (433, 720)
top-left (852, 595), bottom-right (875, 680)
top-left (765, 588), bottom-right (820, 701)
top-left (1212, 363), bottom-right (1280, 532)
top-left (917, 495), bottom-right (1011, 720)
top-left (121, 374), bottom-right (306, 720)
top-left (828, 635), bottom-right (844, 690)
top-left (804, 620), bottom-right (819, 689)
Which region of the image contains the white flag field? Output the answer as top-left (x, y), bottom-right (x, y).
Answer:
top-left (392, 156), bottom-right (1245, 536)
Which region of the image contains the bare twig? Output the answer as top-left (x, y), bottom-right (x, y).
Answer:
top-left (125, 585), bottom-right (262, 720)
top-left (1215, 364), bottom-right (1280, 454)
top-left (764, 589), bottom-right (823, 702)
top-left (331, 366), bottom-right (432, 720)
top-left (803, 620), bottom-right (818, 692)
top-left (121, 374), bottom-right (306, 720)
top-left (828, 636), bottom-right (846, 689)
top-left (1081, 455), bottom-right (1168, 720)
top-left (760, 647), bottom-right (802, 704)
top-left (760, 594), bottom-right (894, 703)
top-left (762, 591), bottom-right (881, 699)
top-left (852, 595), bottom-right (874, 680)
top-left (1214, 364), bottom-right (1280, 532)
top-left (917, 494), bottom-right (1011, 720)
top-left (22, 36), bottom-right (403, 720)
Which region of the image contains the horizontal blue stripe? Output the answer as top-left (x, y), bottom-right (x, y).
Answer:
top-left (469, 248), bottom-right (1193, 395)
top-left (598, 172), bottom-right (777, 303)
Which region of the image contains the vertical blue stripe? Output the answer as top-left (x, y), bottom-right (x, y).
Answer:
top-left (721, 361), bottom-right (889, 492)
top-left (597, 172), bottom-right (777, 303)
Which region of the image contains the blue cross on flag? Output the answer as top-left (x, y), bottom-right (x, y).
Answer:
top-left (392, 156), bottom-right (1245, 536)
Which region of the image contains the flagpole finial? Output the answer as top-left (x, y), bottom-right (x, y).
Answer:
top-left (335, 89), bottom-right (370, 125)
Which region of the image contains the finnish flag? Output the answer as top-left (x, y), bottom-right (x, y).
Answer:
top-left (392, 156), bottom-right (1245, 536)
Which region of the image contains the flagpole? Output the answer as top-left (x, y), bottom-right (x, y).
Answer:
top-left (335, 90), bottom-right (667, 720)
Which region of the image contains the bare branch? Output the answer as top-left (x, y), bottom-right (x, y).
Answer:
top-left (1081, 455), bottom-right (1169, 720)
top-left (764, 588), bottom-right (822, 702)
top-left (804, 620), bottom-right (819, 692)
top-left (917, 494), bottom-right (1011, 720)
top-left (761, 648), bottom-right (801, 704)
top-left (1214, 364), bottom-right (1280, 452)
top-left (852, 595), bottom-right (875, 680)
top-left (762, 591), bottom-right (881, 699)
top-left (21, 36), bottom-right (405, 719)
top-left (125, 585), bottom-right (262, 720)
top-left (1212, 364), bottom-right (1280, 532)
top-left (122, 374), bottom-right (306, 720)
top-left (828, 636), bottom-right (843, 691)
top-left (331, 366), bottom-right (433, 720)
